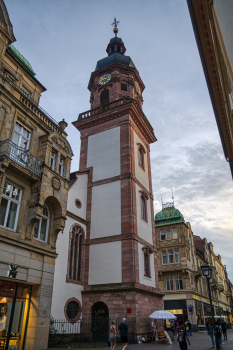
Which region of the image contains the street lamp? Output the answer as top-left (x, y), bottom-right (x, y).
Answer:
top-left (201, 264), bottom-right (219, 350)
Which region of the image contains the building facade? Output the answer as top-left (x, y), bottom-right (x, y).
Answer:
top-left (0, 1), bottom-right (72, 350)
top-left (51, 24), bottom-right (163, 335)
top-left (187, 0), bottom-right (233, 178)
top-left (155, 201), bottom-right (232, 330)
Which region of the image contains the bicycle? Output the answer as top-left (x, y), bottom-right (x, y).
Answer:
top-left (48, 329), bottom-right (70, 348)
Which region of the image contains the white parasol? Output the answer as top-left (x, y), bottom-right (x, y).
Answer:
top-left (149, 310), bottom-right (177, 320)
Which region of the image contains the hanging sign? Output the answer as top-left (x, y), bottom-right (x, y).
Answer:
top-left (188, 304), bottom-right (193, 314)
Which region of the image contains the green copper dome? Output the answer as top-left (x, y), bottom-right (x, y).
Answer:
top-left (155, 204), bottom-right (185, 227)
top-left (7, 44), bottom-right (36, 76)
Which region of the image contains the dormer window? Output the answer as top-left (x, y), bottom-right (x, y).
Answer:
top-left (100, 89), bottom-right (109, 105)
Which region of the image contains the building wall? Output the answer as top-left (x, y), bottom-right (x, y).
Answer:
top-left (87, 127), bottom-right (120, 181)
top-left (90, 181), bottom-right (121, 239)
top-left (138, 242), bottom-right (155, 287)
top-left (88, 241), bottom-right (122, 285)
top-left (67, 174), bottom-right (88, 220)
top-left (51, 215), bottom-right (85, 320)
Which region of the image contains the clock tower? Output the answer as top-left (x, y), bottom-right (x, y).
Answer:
top-left (72, 19), bottom-right (162, 333)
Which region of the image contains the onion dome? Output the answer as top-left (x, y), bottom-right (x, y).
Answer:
top-left (155, 203), bottom-right (185, 227)
top-left (95, 17), bottom-right (137, 71)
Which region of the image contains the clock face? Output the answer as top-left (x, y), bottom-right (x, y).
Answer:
top-left (98, 74), bottom-right (111, 85)
top-left (135, 81), bottom-right (141, 94)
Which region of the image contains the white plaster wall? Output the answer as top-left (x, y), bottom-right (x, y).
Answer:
top-left (134, 131), bottom-right (149, 191)
top-left (87, 127), bottom-right (121, 182)
top-left (138, 242), bottom-right (155, 288)
top-left (51, 216), bottom-right (85, 320)
top-left (90, 181), bottom-right (121, 238)
top-left (67, 174), bottom-right (88, 220)
top-left (89, 241), bottom-right (122, 285)
top-left (136, 183), bottom-right (153, 245)
top-left (214, 0), bottom-right (233, 68)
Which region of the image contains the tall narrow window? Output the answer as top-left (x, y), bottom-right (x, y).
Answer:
top-left (166, 229), bottom-right (171, 239)
top-left (174, 249), bottom-right (180, 263)
top-left (166, 275), bottom-right (173, 290)
top-left (175, 274), bottom-right (183, 290)
top-left (172, 228), bottom-right (178, 239)
top-left (50, 151), bottom-right (56, 171)
top-left (160, 230), bottom-right (165, 240)
top-left (68, 225), bottom-right (83, 282)
top-left (100, 89), bottom-right (109, 105)
top-left (168, 250), bottom-right (173, 264)
top-left (12, 122), bottom-right (31, 150)
top-left (144, 253), bottom-right (150, 277)
top-left (34, 205), bottom-right (49, 243)
top-left (59, 157), bottom-right (64, 176)
top-left (162, 250), bottom-right (167, 265)
top-left (141, 196), bottom-right (147, 221)
top-left (0, 182), bottom-right (22, 231)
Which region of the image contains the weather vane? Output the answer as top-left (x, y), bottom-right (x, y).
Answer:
top-left (111, 17), bottom-right (120, 37)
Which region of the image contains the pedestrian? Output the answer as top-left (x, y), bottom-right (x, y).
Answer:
top-left (109, 321), bottom-right (117, 350)
top-left (177, 325), bottom-right (190, 350)
top-left (221, 318), bottom-right (227, 340)
top-left (206, 320), bottom-right (215, 348)
top-left (214, 320), bottom-right (222, 350)
top-left (118, 318), bottom-right (128, 350)
top-left (151, 319), bottom-right (157, 342)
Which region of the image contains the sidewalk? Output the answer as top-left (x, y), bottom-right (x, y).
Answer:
top-left (50, 328), bottom-right (233, 350)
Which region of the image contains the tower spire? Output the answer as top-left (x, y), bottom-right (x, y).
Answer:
top-left (111, 17), bottom-right (120, 37)
top-left (171, 188), bottom-right (174, 206)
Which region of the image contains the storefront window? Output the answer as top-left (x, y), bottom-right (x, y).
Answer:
top-left (195, 300), bottom-right (204, 325)
top-left (0, 281), bottom-right (30, 350)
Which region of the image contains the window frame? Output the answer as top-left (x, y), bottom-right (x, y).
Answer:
top-left (174, 249), bottom-right (180, 263)
top-left (58, 157), bottom-right (64, 176)
top-left (175, 274), bottom-right (183, 290)
top-left (0, 181), bottom-right (22, 231)
top-left (141, 195), bottom-right (147, 221)
top-left (12, 121), bottom-right (31, 151)
top-left (162, 250), bottom-right (167, 265)
top-left (67, 225), bottom-right (84, 283)
top-left (166, 275), bottom-right (173, 291)
top-left (50, 150), bottom-right (56, 171)
top-left (34, 205), bottom-right (50, 243)
top-left (172, 228), bottom-right (178, 239)
top-left (142, 247), bottom-right (152, 278)
top-left (100, 89), bottom-right (109, 105)
top-left (168, 249), bottom-right (174, 264)
top-left (64, 297), bottom-right (82, 324)
top-left (160, 230), bottom-right (165, 240)
top-left (166, 229), bottom-right (171, 239)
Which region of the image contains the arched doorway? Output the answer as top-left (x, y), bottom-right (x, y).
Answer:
top-left (92, 302), bottom-right (109, 341)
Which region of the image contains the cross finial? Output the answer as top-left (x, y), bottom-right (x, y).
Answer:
top-left (111, 17), bottom-right (120, 37)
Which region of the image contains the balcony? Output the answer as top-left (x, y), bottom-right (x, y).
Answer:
top-left (0, 140), bottom-right (42, 178)
top-left (77, 97), bottom-right (154, 134)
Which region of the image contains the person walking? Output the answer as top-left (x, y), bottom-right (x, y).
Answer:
top-left (109, 321), bottom-right (117, 350)
top-left (206, 320), bottom-right (215, 348)
top-left (221, 319), bottom-right (227, 340)
top-left (118, 318), bottom-right (128, 350)
top-left (214, 320), bottom-right (222, 349)
top-left (177, 325), bottom-right (190, 350)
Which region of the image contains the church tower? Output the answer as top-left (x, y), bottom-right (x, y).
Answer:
top-left (72, 19), bottom-right (162, 332)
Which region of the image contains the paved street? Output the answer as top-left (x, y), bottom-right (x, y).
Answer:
top-left (50, 328), bottom-right (233, 350)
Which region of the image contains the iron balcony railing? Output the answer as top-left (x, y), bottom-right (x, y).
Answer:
top-left (78, 97), bottom-right (154, 134)
top-left (0, 139), bottom-right (42, 178)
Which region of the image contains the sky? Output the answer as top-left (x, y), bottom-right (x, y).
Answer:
top-left (5, 0), bottom-right (233, 280)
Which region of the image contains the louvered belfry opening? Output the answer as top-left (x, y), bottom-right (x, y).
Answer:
top-left (100, 89), bottom-right (109, 105)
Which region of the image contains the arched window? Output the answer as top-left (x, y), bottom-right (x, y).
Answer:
top-left (142, 246), bottom-right (153, 278)
top-left (34, 205), bottom-right (49, 243)
top-left (68, 225), bottom-right (83, 281)
top-left (100, 89), bottom-right (109, 105)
